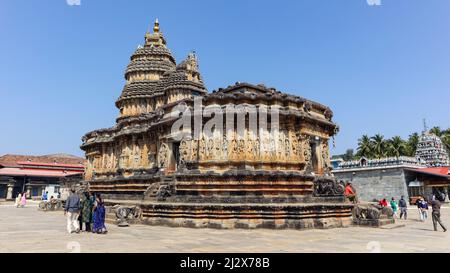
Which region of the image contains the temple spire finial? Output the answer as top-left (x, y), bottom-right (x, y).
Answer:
top-left (153, 18), bottom-right (160, 33)
top-left (423, 118), bottom-right (429, 134)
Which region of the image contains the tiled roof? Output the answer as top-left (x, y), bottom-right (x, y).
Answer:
top-left (0, 154), bottom-right (85, 168)
top-left (417, 167), bottom-right (450, 177)
top-left (405, 166), bottom-right (450, 179)
top-left (0, 167), bottom-right (82, 178)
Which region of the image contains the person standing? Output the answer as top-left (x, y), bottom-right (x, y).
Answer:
top-left (390, 197), bottom-right (398, 218)
top-left (65, 188), bottom-right (81, 234)
top-left (399, 196), bottom-right (408, 220)
top-left (42, 191), bottom-right (48, 201)
top-left (92, 193), bottom-right (107, 234)
top-left (431, 198), bottom-right (447, 232)
top-left (78, 207), bottom-right (83, 232)
top-left (344, 182), bottom-right (357, 204)
top-left (20, 193), bottom-right (27, 208)
top-left (417, 197), bottom-right (424, 221)
top-left (81, 192), bottom-right (94, 232)
top-left (379, 198), bottom-right (388, 207)
top-left (15, 193), bottom-right (22, 208)
top-left (420, 199), bottom-right (429, 221)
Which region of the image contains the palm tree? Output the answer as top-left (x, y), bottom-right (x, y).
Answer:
top-left (429, 127), bottom-right (450, 153)
top-left (371, 134), bottom-right (386, 159)
top-left (430, 126), bottom-right (442, 137)
top-left (405, 132), bottom-right (419, 156)
top-left (387, 136), bottom-right (406, 158)
top-left (357, 135), bottom-right (372, 158)
top-left (442, 129), bottom-right (450, 153)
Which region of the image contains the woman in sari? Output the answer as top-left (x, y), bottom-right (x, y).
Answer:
top-left (92, 193), bottom-right (107, 234)
top-left (20, 192), bottom-right (27, 208)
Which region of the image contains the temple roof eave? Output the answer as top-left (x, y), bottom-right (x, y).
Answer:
top-left (80, 105), bottom-right (337, 150)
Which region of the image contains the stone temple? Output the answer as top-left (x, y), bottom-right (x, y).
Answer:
top-left (80, 20), bottom-right (353, 229)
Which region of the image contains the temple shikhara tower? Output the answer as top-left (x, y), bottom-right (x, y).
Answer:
top-left (81, 20), bottom-right (353, 229)
top-left (415, 132), bottom-right (449, 167)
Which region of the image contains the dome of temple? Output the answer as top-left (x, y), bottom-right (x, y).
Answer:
top-left (156, 52), bottom-right (207, 96)
top-left (117, 19), bottom-right (178, 109)
top-left (125, 55), bottom-right (176, 78)
top-left (124, 24), bottom-right (177, 82)
top-left (116, 80), bottom-right (161, 103)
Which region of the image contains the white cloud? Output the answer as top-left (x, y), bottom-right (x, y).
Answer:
top-left (367, 0), bottom-right (382, 6)
top-left (66, 0), bottom-right (81, 6)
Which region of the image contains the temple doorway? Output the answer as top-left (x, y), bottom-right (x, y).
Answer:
top-left (310, 137), bottom-right (322, 174)
top-left (172, 141), bottom-right (181, 171)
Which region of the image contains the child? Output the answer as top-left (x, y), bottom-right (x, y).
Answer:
top-left (390, 197), bottom-right (398, 218)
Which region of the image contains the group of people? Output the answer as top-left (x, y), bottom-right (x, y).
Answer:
top-left (343, 181), bottom-right (447, 232)
top-left (65, 188), bottom-right (107, 234)
top-left (419, 196), bottom-right (447, 232)
top-left (378, 196), bottom-right (408, 220)
top-left (14, 192), bottom-right (27, 208)
top-left (416, 198), bottom-right (429, 221)
top-left (378, 195), bottom-right (447, 232)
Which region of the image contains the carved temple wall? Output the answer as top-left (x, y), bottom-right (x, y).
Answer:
top-left (84, 113), bottom-right (332, 193)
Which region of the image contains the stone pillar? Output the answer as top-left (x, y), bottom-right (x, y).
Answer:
top-left (26, 185), bottom-right (31, 199)
top-left (6, 184), bottom-right (14, 200)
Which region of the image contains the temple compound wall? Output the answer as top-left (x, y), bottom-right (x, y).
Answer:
top-left (80, 20), bottom-right (353, 229)
top-left (334, 167), bottom-right (410, 202)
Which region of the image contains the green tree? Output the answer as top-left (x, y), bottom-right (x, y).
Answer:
top-left (371, 134), bottom-right (387, 159)
top-left (430, 126), bottom-right (443, 137)
top-left (387, 136), bottom-right (407, 158)
top-left (442, 129), bottom-right (450, 153)
top-left (356, 135), bottom-right (372, 158)
top-left (405, 132), bottom-right (419, 156)
top-left (343, 149), bottom-right (355, 161)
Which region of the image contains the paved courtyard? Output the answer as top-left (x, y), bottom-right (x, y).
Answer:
top-left (0, 202), bottom-right (449, 253)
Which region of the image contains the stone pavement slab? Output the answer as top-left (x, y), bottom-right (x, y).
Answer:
top-left (0, 204), bottom-right (449, 253)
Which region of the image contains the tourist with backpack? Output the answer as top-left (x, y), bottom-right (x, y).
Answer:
top-left (398, 196), bottom-right (408, 220)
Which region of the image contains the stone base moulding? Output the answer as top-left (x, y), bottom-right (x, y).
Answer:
top-left (105, 201), bottom-right (353, 229)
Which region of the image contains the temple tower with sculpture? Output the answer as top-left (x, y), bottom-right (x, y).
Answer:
top-left (80, 20), bottom-right (353, 229)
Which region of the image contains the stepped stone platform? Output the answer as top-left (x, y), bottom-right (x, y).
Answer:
top-left (105, 200), bottom-right (353, 229)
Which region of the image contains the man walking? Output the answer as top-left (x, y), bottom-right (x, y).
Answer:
top-left (65, 188), bottom-right (81, 234)
top-left (399, 196), bottom-right (408, 220)
top-left (431, 197), bottom-right (447, 232)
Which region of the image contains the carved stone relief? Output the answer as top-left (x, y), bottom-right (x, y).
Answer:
top-left (158, 143), bottom-right (169, 168)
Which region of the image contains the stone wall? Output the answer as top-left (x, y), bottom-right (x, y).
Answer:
top-left (333, 167), bottom-right (409, 202)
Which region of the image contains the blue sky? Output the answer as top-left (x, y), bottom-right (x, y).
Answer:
top-left (1, 0), bottom-right (449, 157)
